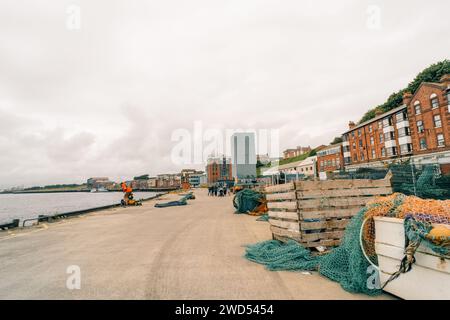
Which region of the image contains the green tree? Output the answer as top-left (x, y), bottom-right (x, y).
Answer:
top-left (134, 174), bottom-right (149, 180)
top-left (358, 60), bottom-right (450, 124)
top-left (330, 136), bottom-right (343, 145)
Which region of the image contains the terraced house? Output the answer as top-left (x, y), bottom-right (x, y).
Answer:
top-left (404, 74), bottom-right (450, 162)
top-left (342, 74), bottom-right (450, 171)
top-left (316, 143), bottom-right (344, 173)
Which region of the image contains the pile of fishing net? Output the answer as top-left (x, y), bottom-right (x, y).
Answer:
top-left (245, 193), bottom-right (450, 295)
top-left (391, 164), bottom-right (450, 199)
top-left (335, 164), bottom-right (450, 200)
top-left (362, 193), bottom-right (450, 259)
top-left (154, 192), bottom-right (195, 208)
top-left (256, 214), bottom-right (269, 222)
top-left (233, 189), bottom-right (268, 215)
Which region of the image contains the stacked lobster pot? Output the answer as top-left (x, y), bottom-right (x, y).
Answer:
top-left (265, 174), bottom-right (393, 248)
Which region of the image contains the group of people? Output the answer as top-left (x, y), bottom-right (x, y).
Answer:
top-left (208, 184), bottom-right (230, 197)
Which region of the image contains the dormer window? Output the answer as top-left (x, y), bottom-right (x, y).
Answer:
top-left (430, 93), bottom-right (439, 109)
top-left (414, 100), bottom-right (421, 115)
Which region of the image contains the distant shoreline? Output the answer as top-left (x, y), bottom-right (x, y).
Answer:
top-left (0, 187), bottom-right (180, 195)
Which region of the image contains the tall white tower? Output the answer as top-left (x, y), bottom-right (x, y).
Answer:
top-left (231, 132), bottom-right (257, 180)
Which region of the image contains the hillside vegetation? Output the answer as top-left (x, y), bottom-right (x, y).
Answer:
top-left (358, 60), bottom-right (450, 124)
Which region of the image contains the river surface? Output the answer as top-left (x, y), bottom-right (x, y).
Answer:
top-left (0, 192), bottom-right (159, 224)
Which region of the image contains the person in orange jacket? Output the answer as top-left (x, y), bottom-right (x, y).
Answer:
top-left (121, 182), bottom-right (133, 192)
top-left (121, 182), bottom-right (134, 205)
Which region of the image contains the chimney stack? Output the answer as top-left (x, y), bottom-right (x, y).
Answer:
top-left (375, 108), bottom-right (383, 116)
top-left (402, 91), bottom-right (413, 105)
top-left (440, 74), bottom-right (450, 88)
top-left (348, 121), bottom-right (356, 129)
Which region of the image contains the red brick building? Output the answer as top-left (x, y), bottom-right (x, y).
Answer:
top-left (404, 75), bottom-right (450, 156)
top-left (282, 146), bottom-right (311, 159)
top-left (317, 143), bottom-right (344, 173)
top-left (342, 74), bottom-right (450, 170)
top-left (206, 156), bottom-right (233, 184)
top-left (342, 104), bottom-right (412, 169)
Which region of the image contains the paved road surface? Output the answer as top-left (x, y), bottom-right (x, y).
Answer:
top-left (0, 190), bottom-right (392, 299)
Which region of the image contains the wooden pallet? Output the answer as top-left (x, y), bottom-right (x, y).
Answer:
top-left (265, 173), bottom-right (393, 248)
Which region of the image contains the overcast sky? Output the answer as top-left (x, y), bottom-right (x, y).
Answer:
top-left (0, 0), bottom-right (449, 188)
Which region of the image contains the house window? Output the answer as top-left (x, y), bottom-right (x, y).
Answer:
top-left (358, 129), bottom-right (362, 136)
top-left (359, 140), bottom-right (363, 147)
top-left (384, 132), bottom-right (394, 141)
top-left (379, 133), bottom-right (383, 143)
top-left (400, 144), bottom-right (412, 154)
top-left (395, 111), bottom-right (407, 122)
top-left (353, 154), bottom-right (358, 161)
top-left (351, 131), bottom-right (355, 138)
top-left (419, 138), bottom-right (427, 150)
top-left (386, 147), bottom-right (397, 157)
top-left (437, 134), bottom-right (445, 147)
top-left (414, 101), bottom-right (421, 115)
top-left (370, 136), bottom-right (374, 145)
top-left (371, 149), bottom-right (376, 159)
top-left (434, 114), bottom-right (442, 128)
top-left (352, 142), bottom-right (356, 150)
top-left (430, 93), bottom-right (439, 109)
top-left (382, 117), bottom-right (391, 127)
top-left (378, 121), bottom-right (383, 129)
top-left (369, 125), bottom-right (373, 133)
top-left (398, 127), bottom-right (410, 137)
top-left (361, 153), bottom-right (365, 161)
top-left (417, 120), bottom-right (424, 133)
top-left (381, 148), bottom-right (386, 157)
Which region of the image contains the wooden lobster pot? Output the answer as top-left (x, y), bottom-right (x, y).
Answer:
top-left (265, 174), bottom-right (392, 248)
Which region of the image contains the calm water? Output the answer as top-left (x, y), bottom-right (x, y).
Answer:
top-left (0, 192), bottom-right (159, 224)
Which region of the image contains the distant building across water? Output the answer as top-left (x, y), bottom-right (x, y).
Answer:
top-left (87, 177), bottom-right (113, 189)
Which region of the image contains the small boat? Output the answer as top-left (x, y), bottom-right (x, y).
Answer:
top-left (374, 217), bottom-right (450, 300)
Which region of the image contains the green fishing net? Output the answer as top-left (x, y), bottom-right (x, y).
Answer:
top-left (245, 208), bottom-right (381, 295)
top-left (233, 189), bottom-right (264, 213)
top-left (245, 192), bottom-right (450, 296)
